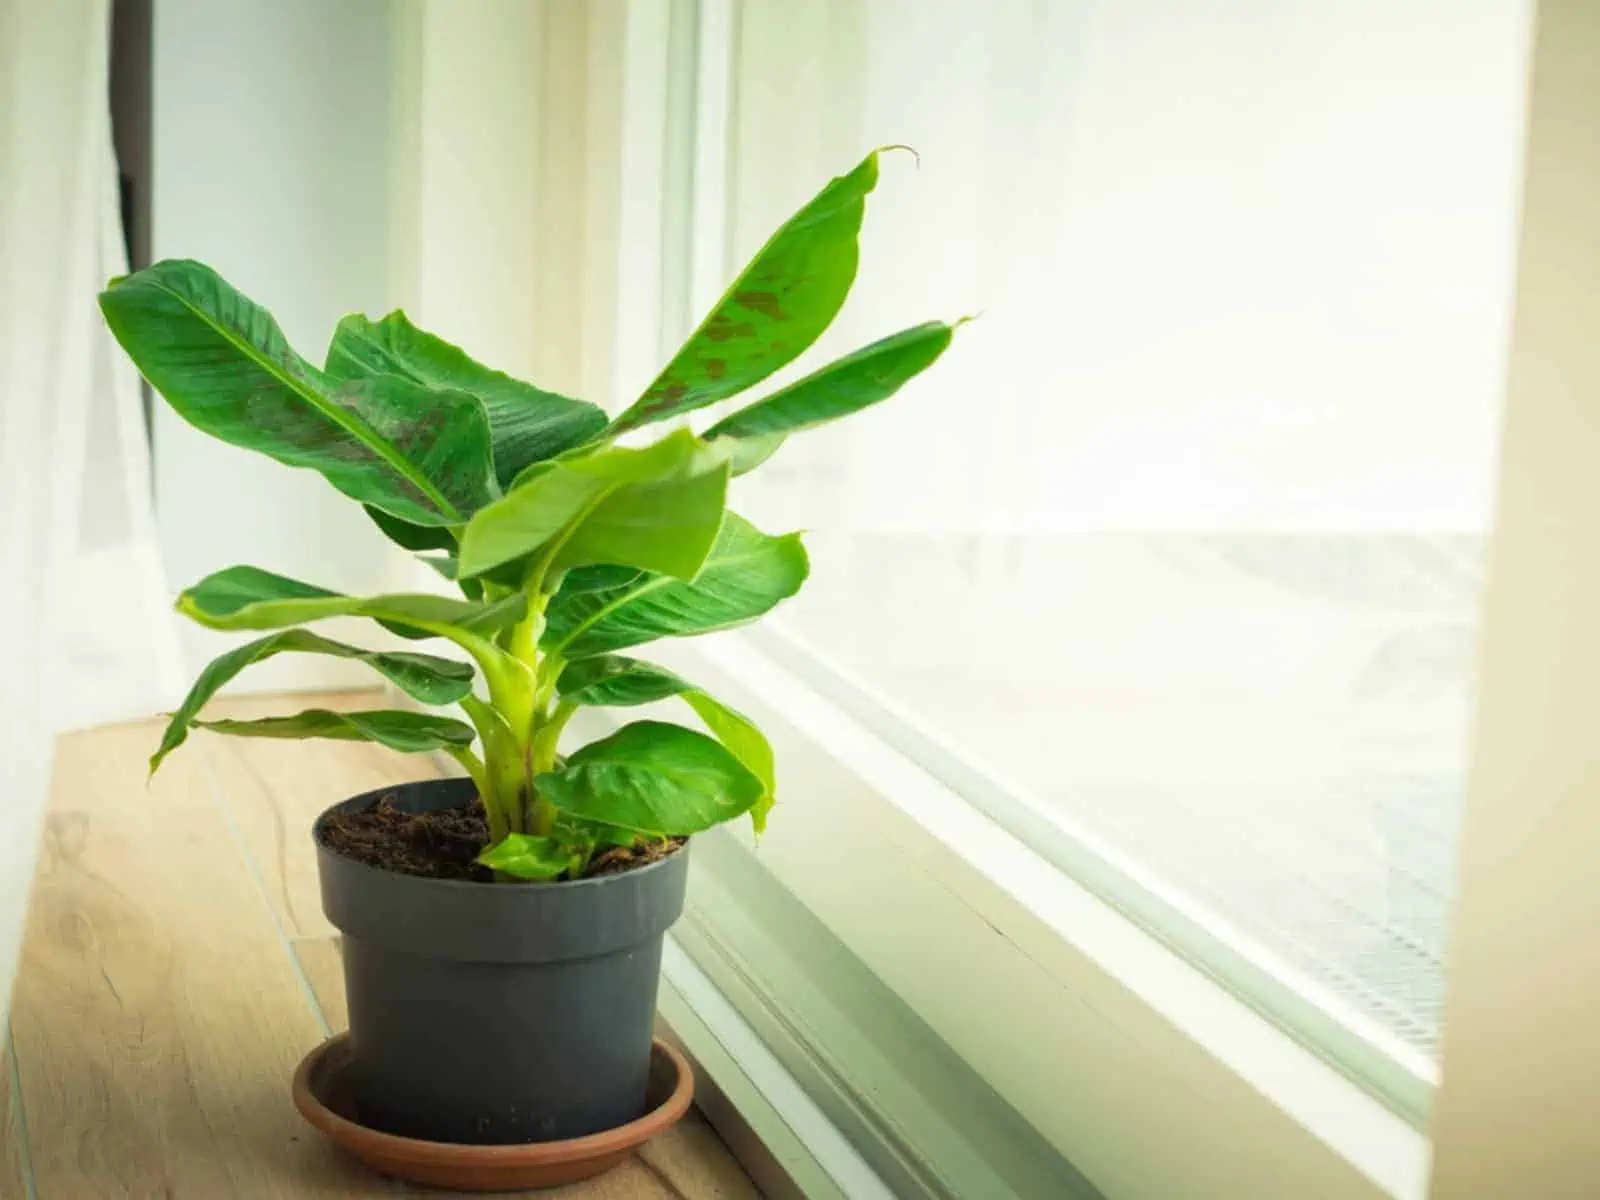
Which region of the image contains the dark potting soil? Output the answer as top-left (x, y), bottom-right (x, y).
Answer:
top-left (586, 836), bottom-right (682, 878)
top-left (321, 795), bottom-right (494, 881)
top-left (319, 794), bottom-right (684, 882)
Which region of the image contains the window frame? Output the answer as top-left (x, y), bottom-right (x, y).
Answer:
top-left (631, 631), bottom-right (1430, 1198)
top-left (585, 0), bottom-right (1443, 1192)
top-left (742, 622), bottom-right (1439, 1124)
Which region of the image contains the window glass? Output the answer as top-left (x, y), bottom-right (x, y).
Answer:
top-left (720, 0), bottom-right (1528, 1068)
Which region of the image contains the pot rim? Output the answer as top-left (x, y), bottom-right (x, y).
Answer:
top-left (313, 777), bottom-right (687, 895)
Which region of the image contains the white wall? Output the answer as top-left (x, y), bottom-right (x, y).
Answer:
top-left (1431, 1), bottom-right (1600, 1192)
top-left (151, 0), bottom-right (404, 691)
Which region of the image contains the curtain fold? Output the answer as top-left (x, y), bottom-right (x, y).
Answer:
top-left (714, 0), bottom-right (1526, 1069)
top-left (0, 0), bottom-right (181, 1020)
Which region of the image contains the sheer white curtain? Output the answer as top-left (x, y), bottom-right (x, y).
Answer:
top-left (717, 0), bottom-right (1527, 1066)
top-left (730, 0), bottom-right (1522, 532)
top-left (0, 0), bottom-right (181, 1018)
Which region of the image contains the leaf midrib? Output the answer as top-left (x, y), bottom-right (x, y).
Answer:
top-left (153, 277), bottom-right (462, 522)
top-left (200, 709), bottom-right (475, 747)
top-left (544, 574), bottom-right (673, 656)
top-left (607, 171), bottom-right (872, 436)
top-left (178, 590), bottom-right (517, 663)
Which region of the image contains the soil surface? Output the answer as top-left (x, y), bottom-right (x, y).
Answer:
top-left (586, 836), bottom-right (682, 878)
top-left (319, 795), bottom-right (684, 882)
top-left (321, 795), bottom-right (494, 881)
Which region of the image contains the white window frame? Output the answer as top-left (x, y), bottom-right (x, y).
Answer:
top-left (597, 1), bottom-right (1436, 1194)
top-left (629, 633), bottom-right (1430, 1198)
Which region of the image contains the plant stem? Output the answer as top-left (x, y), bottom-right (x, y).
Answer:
top-left (509, 606), bottom-right (545, 663)
top-left (530, 700), bottom-right (577, 774)
top-left (534, 651), bottom-right (566, 707)
top-left (459, 694), bottom-right (526, 836)
top-left (465, 513), bottom-right (595, 852)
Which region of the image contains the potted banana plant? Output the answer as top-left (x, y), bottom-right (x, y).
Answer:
top-left (99, 149), bottom-right (958, 1189)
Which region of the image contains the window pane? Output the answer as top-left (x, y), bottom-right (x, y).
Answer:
top-left (723, 0), bottom-right (1528, 1073)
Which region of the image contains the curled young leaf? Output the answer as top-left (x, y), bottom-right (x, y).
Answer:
top-left (151, 630), bottom-right (474, 774)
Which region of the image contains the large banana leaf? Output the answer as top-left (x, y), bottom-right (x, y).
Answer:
top-left (99, 260), bottom-right (495, 526)
top-left (151, 631), bottom-right (474, 773)
top-left (556, 655), bottom-right (776, 832)
top-left (706, 320), bottom-right (959, 455)
top-left (535, 721), bottom-right (762, 835)
top-left (541, 515), bottom-right (808, 659)
top-left (195, 708), bottom-right (477, 753)
top-left (681, 692), bottom-right (776, 834)
top-left (326, 312), bottom-right (606, 488)
top-left (607, 149), bottom-right (892, 434)
top-left (177, 564), bottom-right (525, 640)
top-left (456, 430), bottom-right (729, 582)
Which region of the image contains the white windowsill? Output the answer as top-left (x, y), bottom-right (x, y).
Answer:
top-left (665, 631), bottom-right (1431, 1199)
top-left (657, 938), bottom-right (897, 1200)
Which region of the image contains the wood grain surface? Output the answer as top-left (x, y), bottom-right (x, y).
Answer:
top-left (1, 1042), bottom-right (27, 1198)
top-left (3, 693), bottom-right (758, 1199)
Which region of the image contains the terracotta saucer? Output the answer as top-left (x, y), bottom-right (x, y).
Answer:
top-left (292, 1034), bottom-right (693, 1192)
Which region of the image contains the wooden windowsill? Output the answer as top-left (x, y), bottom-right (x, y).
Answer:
top-left (4, 691), bottom-right (761, 1198)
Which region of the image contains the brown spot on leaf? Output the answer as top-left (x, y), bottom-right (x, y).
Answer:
top-left (736, 290), bottom-right (785, 320)
top-left (705, 358), bottom-right (727, 380)
top-left (635, 382), bottom-right (690, 419)
top-left (702, 313), bottom-right (758, 343)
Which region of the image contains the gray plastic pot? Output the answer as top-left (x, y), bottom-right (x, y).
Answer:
top-left (313, 777), bottom-right (689, 1145)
